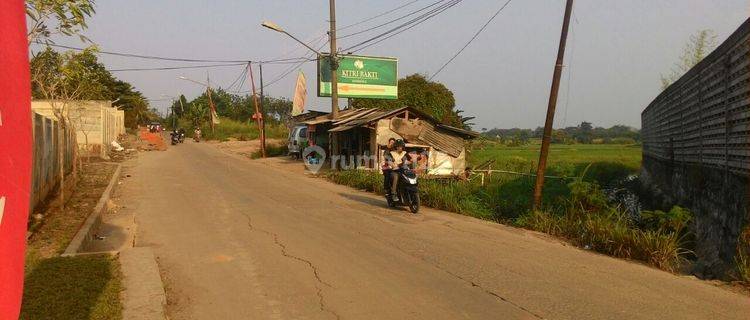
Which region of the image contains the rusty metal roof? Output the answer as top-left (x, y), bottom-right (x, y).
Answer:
top-left (418, 122), bottom-right (465, 157)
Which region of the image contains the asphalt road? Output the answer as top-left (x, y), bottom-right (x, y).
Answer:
top-left (121, 140), bottom-right (749, 320)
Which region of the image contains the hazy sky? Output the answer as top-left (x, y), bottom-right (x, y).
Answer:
top-left (34, 0), bottom-right (749, 129)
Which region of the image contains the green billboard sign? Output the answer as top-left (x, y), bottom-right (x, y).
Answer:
top-left (318, 54), bottom-right (398, 100)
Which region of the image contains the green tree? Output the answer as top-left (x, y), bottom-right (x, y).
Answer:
top-left (351, 74), bottom-right (464, 127)
top-left (576, 121), bottom-right (593, 144)
top-left (187, 103), bottom-right (209, 127)
top-left (660, 29), bottom-right (717, 90)
top-left (26, 0), bottom-right (96, 43)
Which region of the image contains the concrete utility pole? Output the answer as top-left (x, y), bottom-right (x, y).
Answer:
top-left (206, 86), bottom-right (216, 134)
top-left (532, 0), bottom-right (574, 210)
top-left (329, 0), bottom-right (339, 119)
top-left (249, 62), bottom-right (267, 158)
top-left (259, 63), bottom-right (267, 158)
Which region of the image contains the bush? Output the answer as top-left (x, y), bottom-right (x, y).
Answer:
top-left (177, 117), bottom-right (289, 141)
top-left (516, 182), bottom-right (691, 272)
top-left (326, 170), bottom-right (493, 220)
top-left (325, 162), bottom-right (691, 274)
top-left (250, 143), bottom-right (289, 159)
top-left (735, 228), bottom-right (750, 284)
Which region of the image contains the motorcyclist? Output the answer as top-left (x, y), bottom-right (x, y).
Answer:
top-left (388, 140), bottom-right (409, 201)
top-left (193, 127), bottom-right (202, 141)
top-left (381, 138), bottom-right (396, 198)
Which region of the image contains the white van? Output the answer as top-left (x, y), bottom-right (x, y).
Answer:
top-left (288, 125), bottom-right (308, 159)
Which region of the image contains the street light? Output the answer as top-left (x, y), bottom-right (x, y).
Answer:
top-left (261, 21), bottom-right (322, 55)
top-left (261, 19), bottom-right (339, 119)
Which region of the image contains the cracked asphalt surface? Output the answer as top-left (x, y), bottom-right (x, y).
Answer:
top-left (123, 140), bottom-right (750, 320)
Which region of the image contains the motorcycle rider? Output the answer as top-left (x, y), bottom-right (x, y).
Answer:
top-left (381, 138), bottom-right (396, 199)
top-left (193, 127), bottom-right (202, 142)
top-left (388, 140), bottom-right (409, 201)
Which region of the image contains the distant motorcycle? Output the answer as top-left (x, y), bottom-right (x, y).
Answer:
top-left (387, 167), bottom-right (420, 213)
top-left (177, 129), bottom-right (185, 143)
top-left (170, 131), bottom-right (181, 145)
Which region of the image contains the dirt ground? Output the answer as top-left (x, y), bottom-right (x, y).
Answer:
top-left (208, 138), bottom-right (284, 158)
top-left (26, 161), bottom-right (118, 263)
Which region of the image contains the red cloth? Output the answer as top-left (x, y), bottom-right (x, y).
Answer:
top-left (0, 0), bottom-right (32, 318)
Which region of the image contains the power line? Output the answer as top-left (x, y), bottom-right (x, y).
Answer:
top-left (225, 64), bottom-right (250, 92)
top-left (337, 0), bottom-right (444, 40)
top-left (338, 0), bottom-right (422, 31)
top-left (257, 40), bottom-right (329, 91)
top-left (109, 62), bottom-right (247, 72)
top-left (344, 0), bottom-right (463, 53)
top-left (430, 0), bottom-right (513, 80)
top-left (32, 42), bottom-right (311, 64)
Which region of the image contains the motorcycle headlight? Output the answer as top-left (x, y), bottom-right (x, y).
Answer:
top-left (407, 177), bottom-right (418, 184)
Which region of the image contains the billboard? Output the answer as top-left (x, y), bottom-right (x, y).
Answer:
top-left (318, 54), bottom-right (398, 100)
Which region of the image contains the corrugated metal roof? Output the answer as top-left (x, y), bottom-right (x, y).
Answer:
top-left (418, 122), bottom-right (465, 157)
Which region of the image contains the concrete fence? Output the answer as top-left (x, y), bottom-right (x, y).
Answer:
top-left (640, 18), bottom-right (749, 278)
top-left (29, 100), bottom-right (125, 213)
top-left (31, 100), bottom-right (125, 158)
top-left (30, 112), bottom-right (76, 214)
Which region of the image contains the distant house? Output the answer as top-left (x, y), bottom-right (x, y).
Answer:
top-left (297, 107), bottom-right (478, 176)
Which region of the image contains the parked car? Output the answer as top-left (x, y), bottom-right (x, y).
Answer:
top-left (287, 125), bottom-right (308, 159)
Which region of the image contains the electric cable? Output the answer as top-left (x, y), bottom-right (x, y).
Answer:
top-left (338, 0), bottom-right (422, 31)
top-left (429, 0), bottom-right (513, 80)
top-left (343, 0), bottom-right (463, 53)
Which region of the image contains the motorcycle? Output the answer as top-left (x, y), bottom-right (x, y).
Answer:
top-left (386, 167), bottom-right (420, 213)
top-left (170, 131), bottom-right (180, 145)
top-left (178, 129), bottom-right (185, 143)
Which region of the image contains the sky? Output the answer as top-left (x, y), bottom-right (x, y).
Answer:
top-left (33, 0), bottom-right (749, 130)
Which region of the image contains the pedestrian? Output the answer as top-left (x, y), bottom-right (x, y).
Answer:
top-left (381, 138), bottom-right (396, 198)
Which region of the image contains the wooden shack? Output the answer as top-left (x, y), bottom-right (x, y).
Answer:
top-left (300, 107), bottom-right (478, 176)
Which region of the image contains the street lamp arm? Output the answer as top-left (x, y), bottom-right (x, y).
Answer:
top-left (282, 31), bottom-right (322, 56)
top-left (178, 76), bottom-right (210, 88)
top-left (261, 21), bottom-right (322, 56)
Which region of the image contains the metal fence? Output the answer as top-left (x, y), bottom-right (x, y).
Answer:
top-left (641, 18), bottom-right (750, 175)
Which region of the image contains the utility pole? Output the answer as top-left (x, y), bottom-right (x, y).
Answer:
top-left (248, 62), bottom-right (266, 157)
top-left (259, 63), bottom-right (267, 158)
top-left (329, 0), bottom-right (339, 119)
top-left (533, 0), bottom-right (574, 210)
top-left (206, 86), bottom-right (216, 134)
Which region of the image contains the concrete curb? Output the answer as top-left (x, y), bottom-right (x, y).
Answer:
top-left (62, 163), bottom-right (122, 256)
top-left (120, 247), bottom-right (167, 320)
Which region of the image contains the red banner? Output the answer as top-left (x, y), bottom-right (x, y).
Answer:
top-left (0, 0), bottom-right (33, 318)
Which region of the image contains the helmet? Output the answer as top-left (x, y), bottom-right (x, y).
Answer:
top-left (394, 139), bottom-right (405, 148)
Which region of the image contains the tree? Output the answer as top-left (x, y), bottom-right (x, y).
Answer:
top-left (660, 29), bottom-right (717, 90)
top-left (351, 74), bottom-right (464, 127)
top-left (26, 0), bottom-right (96, 43)
top-left (263, 96), bottom-right (293, 126)
top-left (186, 103), bottom-right (209, 127)
top-left (30, 46), bottom-right (106, 208)
top-left (576, 121), bottom-right (593, 144)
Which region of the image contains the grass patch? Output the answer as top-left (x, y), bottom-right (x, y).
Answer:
top-left (468, 143), bottom-right (642, 177)
top-left (21, 255), bottom-right (123, 320)
top-left (325, 166), bottom-right (691, 272)
top-left (22, 163), bottom-right (123, 319)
